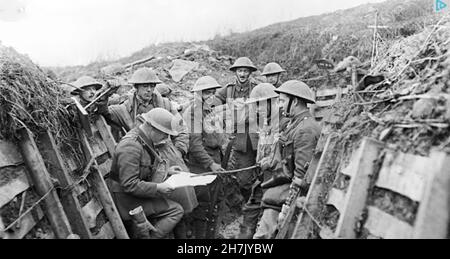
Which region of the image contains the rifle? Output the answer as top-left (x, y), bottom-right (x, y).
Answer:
top-left (84, 81), bottom-right (121, 110)
top-left (275, 182), bottom-right (303, 239)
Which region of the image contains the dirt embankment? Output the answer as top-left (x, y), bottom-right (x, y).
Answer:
top-left (309, 16), bottom-right (450, 238)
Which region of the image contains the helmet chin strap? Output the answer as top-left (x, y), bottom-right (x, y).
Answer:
top-left (276, 74), bottom-right (281, 86)
top-left (267, 99), bottom-right (272, 123)
top-left (286, 97), bottom-right (295, 117)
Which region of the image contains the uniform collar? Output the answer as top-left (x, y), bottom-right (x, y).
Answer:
top-left (135, 93), bottom-right (154, 107)
top-left (290, 110), bottom-right (311, 123)
top-left (235, 79), bottom-right (251, 89)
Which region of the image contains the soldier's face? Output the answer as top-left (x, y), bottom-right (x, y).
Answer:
top-left (266, 74), bottom-right (281, 86)
top-left (202, 89), bottom-right (216, 102)
top-left (149, 126), bottom-right (169, 144)
top-left (278, 93), bottom-right (292, 113)
top-left (136, 83), bottom-right (156, 102)
top-left (235, 68), bottom-right (251, 84)
top-left (80, 86), bottom-right (97, 103)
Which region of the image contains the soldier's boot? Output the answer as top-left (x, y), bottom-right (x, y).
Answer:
top-left (237, 204), bottom-right (261, 239)
top-left (173, 217), bottom-right (188, 239)
top-left (129, 206), bottom-right (159, 239)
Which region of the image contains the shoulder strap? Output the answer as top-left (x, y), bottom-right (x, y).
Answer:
top-left (227, 83), bottom-right (235, 100)
top-left (137, 128), bottom-right (161, 162)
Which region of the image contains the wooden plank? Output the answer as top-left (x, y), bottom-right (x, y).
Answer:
top-left (74, 183), bottom-right (87, 197)
top-left (340, 152), bottom-right (358, 178)
top-left (18, 129), bottom-right (73, 239)
top-left (37, 131), bottom-right (92, 239)
top-left (364, 206), bottom-right (414, 239)
top-left (63, 154), bottom-right (80, 173)
top-left (316, 88), bottom-right (340, 97)
top-left (89, 134), bottom-right (109, 159)
top-left (376, 151), bottom-right (428, 202)
top-left (413, 151), bottom-right (450, 239)
top-left (335, 138), bottom-right (384, 239)
top-left (82, 198), bottom-right (104, 229)
top-left (80, 132), bottom-right (129, 239)
top-left (1, 205), bottom-right (46, 239)
top-left (316, 87), bottom-right (349, 99)
top-left (95, 116), bottom-right (117, 157)
top-left (327, 188), bottom-right (346, 213)
top-left (316, 99), bottom-right (336, 108)
top-left (97, 159), bottom-right (112, 177)
top-left (93, 222), bottom-right (115, 239)
top-left (0, 141), bottom-right (23, 167)
top-left (291, 134), bottom-right (339, 239)
top-left (0, 168), bottom-right (30, 208)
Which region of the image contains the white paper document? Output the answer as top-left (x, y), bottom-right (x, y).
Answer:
top-left (165, 172), bottom-right (217, 189)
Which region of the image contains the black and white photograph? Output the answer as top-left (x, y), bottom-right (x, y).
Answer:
top-left (0, 0), bottom-right (449, 245)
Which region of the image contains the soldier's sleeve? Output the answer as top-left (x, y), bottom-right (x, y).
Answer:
top-left (172, 112), bottom-right (190, 156)
top-left (107, 103), bottom-right (135, 132)
top-left (116, 141), bottom-right (158, 198)
top-left (107, 104), bottom-right (124, 125)
top-left (96, 99), bottom-right (111, 117)
top-left (189, 133), bottom-right (215, 170)
top-left (293, 127), bottom-right (319, 179)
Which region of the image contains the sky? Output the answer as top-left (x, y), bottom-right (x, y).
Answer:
top-left (0, 0), bottom-right (386, 67)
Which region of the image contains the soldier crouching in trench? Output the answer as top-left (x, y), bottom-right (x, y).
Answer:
top-left (107, 108), bottom-right (187, 239)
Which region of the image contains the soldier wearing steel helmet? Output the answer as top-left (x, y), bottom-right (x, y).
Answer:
top-left (107, 67), bottom-right (189, 155)
top-left (183, 76), bottom-right (227, 239)
top-left (108, 108), bottom-right (185, 239)
top-left (70, 76), bottom-right (103, 105)
top-left (258, 80), bottom-right (321, 236)
top-left (261, 62), bottom-right (286, 88)
top-left (212, 57), bottom-right (261, 238)
top-left (241, 82), bottom-right (283, 239)
top-left (63, 76), bottom-right (115, 123)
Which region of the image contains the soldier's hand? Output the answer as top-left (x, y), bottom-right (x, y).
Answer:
top-left (210, 163), bottom-right (225, 173)
top-left (277, 204), bottom-right (289, 226)
top-left (156, 182), bottom-right (175, 196)
top-left (258, 157), bottom-right (271, 171)
top-left (168, 166), bottom-right (183, 176)
top-left (106, 78), bottom-right (122, 88)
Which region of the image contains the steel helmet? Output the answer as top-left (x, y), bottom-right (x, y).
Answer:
top-left (141, 108), bottom-right (179, 136)
top-left (229, 57), bottom-right (258, 72)
top-left (246, 83), bottom-right (279, 104)
top-left (261, 62), bottom-right (286, 76)
top-left (191, 76), bottom-right (222, 92)
top-left (275, 80), bottom-right (315, 104)
top-left (129, 67), bottom-right (162, 85)
top-left (70, 76), bottom-right (102, 95)
top-left (155, 83), bottom-right (173, 97)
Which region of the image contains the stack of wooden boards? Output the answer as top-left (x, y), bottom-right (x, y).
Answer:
top-left (0, 116), bottom-right (129, 239)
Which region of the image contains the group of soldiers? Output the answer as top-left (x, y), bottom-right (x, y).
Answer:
top-left (66, 56), bottom-right (321, 239)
